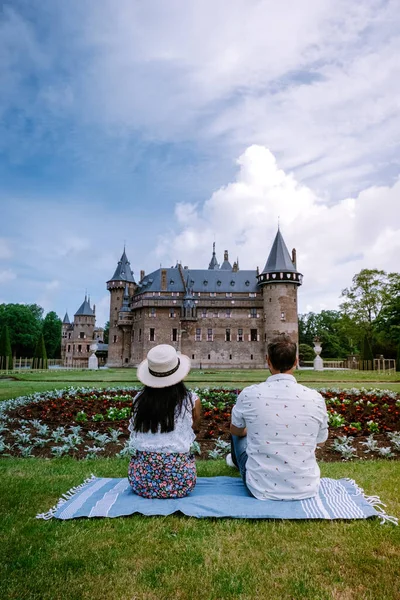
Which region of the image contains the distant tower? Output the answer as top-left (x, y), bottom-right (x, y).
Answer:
top-left (107, 249), bottom-right (136, 367)
top-left (208, 242), bottom-right (220, 270)
top-left (61, 312), bottom-right (71, 363)
top-left (257, 229), bottom-right (303, 358)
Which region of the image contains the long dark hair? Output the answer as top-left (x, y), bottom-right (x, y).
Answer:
top-left (131, 382), bottom-right (190, 433)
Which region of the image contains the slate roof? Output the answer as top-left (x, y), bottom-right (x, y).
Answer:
top-left (135, 267), bottom-right (259, 295)
top-left (62, 312), bottom-right (70, 324)
top-left (108, 249), bottom-right (135, 283)
top-left (261, 230), bottom-right (298, 274)
top-left (75, 296), bottom-right (94, 316)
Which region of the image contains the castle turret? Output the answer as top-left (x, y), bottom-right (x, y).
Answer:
top-left (208, 243), bottom-right (220, 270)
top-left (61, 312), bottom-right (71, 362)
top-left (257, 229), bottom-right (302, 357)
top-left (107, 249), bottom-right (136, 366)
top-left (220, 250), bottom-right (232, 270)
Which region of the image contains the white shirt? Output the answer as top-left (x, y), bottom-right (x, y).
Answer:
top-left (231, 374), bottom-right (328, 500)
top-left (128, 392), bottom-right (197, 453)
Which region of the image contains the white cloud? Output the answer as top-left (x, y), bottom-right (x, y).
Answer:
top-left (156, 145), bottom-right (400, 313)
top-left (0, 239), bottom-right (12, 259)
top-left (0, 269), bottom-right (16, 283)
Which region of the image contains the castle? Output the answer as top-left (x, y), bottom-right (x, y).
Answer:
top-left (61, 297), bottom-right (106, 367)
top-left (106, 229), bottom-right (303, 368)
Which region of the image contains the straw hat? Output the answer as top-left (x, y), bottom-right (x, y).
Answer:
top-left (137, 344), bottom-right (191, 388)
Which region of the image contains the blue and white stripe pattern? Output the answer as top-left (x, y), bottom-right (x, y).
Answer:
top-left (36, 476), bottom-right (398, 525)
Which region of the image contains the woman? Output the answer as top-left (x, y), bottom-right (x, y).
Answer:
top-left (128, 344), bottom-right (201, 499)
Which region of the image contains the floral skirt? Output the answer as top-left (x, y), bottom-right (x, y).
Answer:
top-left (128, 450), bottom-right (197, 499)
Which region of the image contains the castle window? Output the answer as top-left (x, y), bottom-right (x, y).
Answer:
top-left (245, 281), bottom-right (250, 286)
top-left (207, 328), bottom-right (213, 341)
top-left (210, 292), bottom-right (216, 297)
top-left (192, 354), bottom-right (195, 359)
top-left (213, 311), bottom-right (218, 318)
top-left (230, 281), bottom-right (235, 286)
top-left (203, 280), bottom-right (208, 286)
top-left (79, 332), bottom-right (85, 339)
top-left (269, 298), bottom-right (272, 302)
top-left (237, 328), bottom-right (243, 342)
top-left (249, 293), bottom-right (256, 297)
top-left (125, 358), bottom-right (129, 364)
top-left (281, 312), bottom-right (286, 321)
top-left (149, 308), bottom-right (156, 318)
top-left (139, 329), bottom-right (142, 342)
top-left (113, 335), bottom-right (117, 343)
top-left (226, 293), bottom-right (232, 298)
top-left (225, 328), bottom-right (231, 342)
top-left (149, 328), bottom-right (155, 341)
top-left (195, 328), bottom-right (201, 341)
top-left (229, 354), bottom-right (232, 360)
top-left (250, 328), bottom-right (258, 342)
top-left (78, 344), bottom-right (82, 353)
top-left (249, 308), bottom-right (257, 318)
top-left (67, 345), bottom-right (71, 352)
top-left (169, 309), bottom-right (176, 318)
top-left (132, 330), bottom-right (135, 341)
top-left (225, 309), bottom-right (232, 318)
top-left (68, 333), bottom-right (71, 339)
top-left (251, 354), bottom-right (253, 360)
top-left (87, 345), bottom-right (90, 352)
top-left (217, 280), bottom-right (221, 286)
top-left (201, 309), bottom-right (207, 318)
top-left (172, 328), bottom-right (178, 342)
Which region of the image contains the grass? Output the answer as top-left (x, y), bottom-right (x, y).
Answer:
top-left (1, 368), bottom-right (400, 403)
top-left (0, 459), bottom-right (399, 600)
top-left (1, 369), bottom-right (399, 598)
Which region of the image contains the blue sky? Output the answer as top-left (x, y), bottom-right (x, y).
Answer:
top-left (1, 0), bottom-right (399, 326)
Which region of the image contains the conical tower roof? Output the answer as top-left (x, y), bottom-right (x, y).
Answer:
top-left (62, 312), bottom-right (70, 324)
top-left (220, 250), bottom-right (232, 270)
top-left (261, 229), bottom-right (298, 274)
top-left (208, 242), bottom-right (220, 270)
top-left (258, 229), bottom-right (302, 286)
top-left (108, 249), bottom-right (135, 283)
top-left (74, 295), bottom-right (94, 316)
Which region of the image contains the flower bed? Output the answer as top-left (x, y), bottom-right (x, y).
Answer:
top-left (0, 386), bottom-right (399, 460)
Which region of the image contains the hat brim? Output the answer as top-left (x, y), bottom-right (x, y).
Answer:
top-left (137, 354), bottom-right (191, 389)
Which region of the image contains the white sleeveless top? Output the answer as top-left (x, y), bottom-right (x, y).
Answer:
top-left (128, 392), bottom-right (197, 453)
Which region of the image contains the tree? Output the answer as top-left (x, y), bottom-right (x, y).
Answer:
top-left (32, 333), bottom-right (48, 369)
top-left (298, 311), bottom-right (353, 358)
top-left (360, 333), bottom-right (373, 368)
top-left (103, 321), bottom-right (109, 344)
top-left (0, 325), bottom-right (13, 370)
top-left (42, 311), bottom-right (62, 359)
top-left (0, 303), bottom-right (43, 356)
top-left (298, 343), bottom-right (315, 362)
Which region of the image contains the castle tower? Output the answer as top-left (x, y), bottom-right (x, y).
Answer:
top-left (61, 312), bottom-right (70, 363)
top-left (107, 249), bottom-right (136, 367)
top-left (208, 243), bottom-right (220, 270)
top-left (257, 229), bottom-right (303, 357)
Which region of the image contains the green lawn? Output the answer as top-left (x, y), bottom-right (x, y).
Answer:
top-left (0, 459), bottom-right (399, 600)
top-left (1, 369), bottom-right (399, 599)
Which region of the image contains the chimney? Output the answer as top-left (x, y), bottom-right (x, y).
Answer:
top-left (140, 270), bottom-right (145, 281)
top-left (161, 269), bottom-right (167, 291)
top-left (224, 250), bottom-right (229, 261)
top-left (292, 248), bottom-right (297, 268)
top-left (256, 266), bottom-right (259, 276)
top-left (93, 304), bottom-right (96, 315)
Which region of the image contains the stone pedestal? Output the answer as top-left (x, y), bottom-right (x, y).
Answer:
top-left (313, 338), bottom-right (323, 371)
top-left (88, 343), bottom-right (99, 370)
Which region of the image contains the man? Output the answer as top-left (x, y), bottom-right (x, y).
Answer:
top-left (227, 335), bottom-right (328, 500)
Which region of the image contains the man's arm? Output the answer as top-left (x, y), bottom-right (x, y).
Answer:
top-left (230, 424), bottom-right (247, 437)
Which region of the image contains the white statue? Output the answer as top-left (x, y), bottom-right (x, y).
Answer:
top-left (88, 343), bottom-right (99, 370)
top-left (313, 337), bottom-right (323, 371)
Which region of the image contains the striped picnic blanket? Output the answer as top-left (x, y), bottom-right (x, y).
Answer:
top-left (36, 476), bottom-right (397, 524)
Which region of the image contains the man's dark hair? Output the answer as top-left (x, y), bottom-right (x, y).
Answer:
top-left (267, 335), bottom-right (297, 373)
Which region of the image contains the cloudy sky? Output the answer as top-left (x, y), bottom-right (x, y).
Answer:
top-left (1, 0), bottom-right (399, 326)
